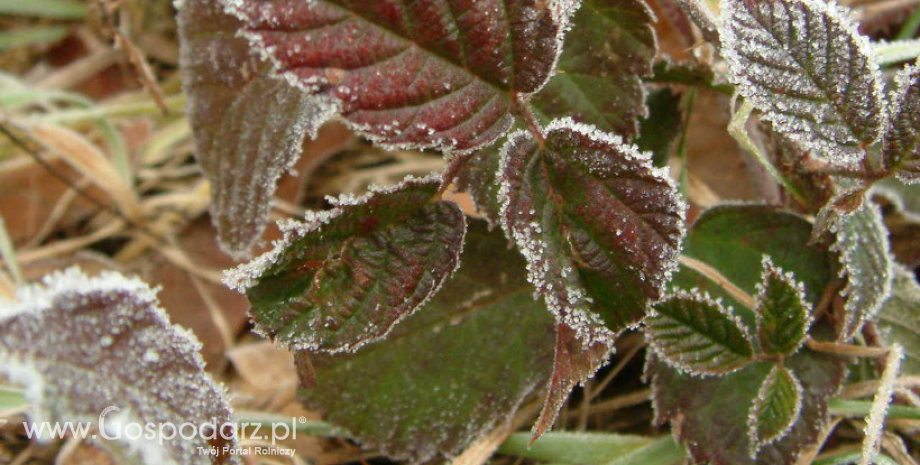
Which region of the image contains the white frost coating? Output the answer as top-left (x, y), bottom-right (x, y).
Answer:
top-left (498, 118), bottom-right (686, 348)
top-left (755, 255), bottom-right (813, 354)
top-left (0, 267), bottom-right (238, 465)
top-left (645, 289), bottom-right (754, 377)
top-left (746, 364), bottom-right (803, 458)
top-left (830, 202), bottom-right (894, 340)
top-left (859, 343), bottom-right (903, 465)
top-left (224, 173), bottom-right (443, 293)
top-left (217, 0), bottom-right (560, 155)
top-left (719, 0), bottom-right (885, 164)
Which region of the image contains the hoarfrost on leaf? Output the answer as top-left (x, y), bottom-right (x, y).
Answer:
top-left (645, 290), bottom-right (754, 376)
top-left (831, 202), bottom-right (894, 340)
top-left (221, 0), bottom-right (568, 153)
top-left (0, 268), bottom-right (239, 465)
top-left (755, 256), bottom-right (812, 356)
top-left (530, 0), bottom-right (657, 136)
top-left (747, 363), bottom-right (803, 457)
top-left (298, 221), bottom-right (556, 462)
top-left (177, 0), bottom-right (334, 258)
top-left (498, 119), bottom-right (684, 437)
top-left (876, 265), bottom-right (920, 375)
top-left (883, 59), bottom-right (920, 182)
top-left (719, 0), bottom-right (885, 163)
top-left (229, 175), bottom-right (466, 354)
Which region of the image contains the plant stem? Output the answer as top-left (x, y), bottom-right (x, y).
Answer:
top-left (874, 39), bottom-right (920, 66)
top-left (728, 100), bottom-right (808, 205)
top-left (828, 399), bottom-right (920, 421)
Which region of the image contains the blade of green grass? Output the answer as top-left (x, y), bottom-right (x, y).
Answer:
top-left (0, 0), bottom-right (86, 19)
top-left (0, 26), bottom-right (68, 51)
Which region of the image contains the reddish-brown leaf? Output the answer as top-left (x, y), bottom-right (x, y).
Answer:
top-left (222, 0), bottom-right (572, 152)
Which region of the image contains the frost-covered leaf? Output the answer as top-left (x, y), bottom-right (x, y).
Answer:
top-left (532, 323), bottom-right (611, 441)
top-left (455, 137), bottom-right (510, 228)
top-left (720, 0), bottom-right (885, 163)
top-left (883, 59), bottom-right (920, 182)
top-left (222, 0), bottom-right (570, 153)
top-left (177, 0), bottom-right (331, 257)
top-left (671, 205), bottom-right (832, 322)
top-left (747, 364), bottom-right (803, 456)
top-left (500, 119), bottom-right (685, 342)
top-left (499, 119), bottom-right (685, 437)
top-left (299, 221), bottom-right (555, 462)
top-left (227, 176), bottom-right (466, 353)
top-left (755, 257), bottom-right (811, 356)
top-left (876, 265), bottom-right (920, 375)
top-left (645, 291), bottom-right (754, 376)
top-left (530, 0), bottom-right (657, 136)
top-left (831, 202), bottom-right (894, 340)
top-left (649, 343), bottom-right (845, 465)
top-left (0, 268), bottom-right (239, 465)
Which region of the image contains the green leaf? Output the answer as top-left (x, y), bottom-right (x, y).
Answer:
top-left (499, 119), bottom-right (686, 340)
top-left (755, 257), bottom-right (811, 356)
top-left (747, 364), bottom-right (803, 456)
top-left (645, 291), bottom-right (754, 376)
top-left (500, 432), bottom-right (686, 465)
top-left (671, 205), bottom-right (832, 322)
top-left (637, 88), bottom-right (684, 168)
top-left (530, 0), bottom-right (657, 136)
top-left (884, 59), bottom-right (920, 181)
top-left (0, 268), bottom-right (239, 465)
top-left (298, 221), bottom-right (555, 462)
top-left (831, 202), bottom-right (894, 340)
top-left (498, 119), bottom-right (686, 434)
top-left (876, 265), bottom-right (920, 375)
top-left (0, 26), bottom-right (68, 51)
top-left (228, 176), bottom-right (466, 353)
top-left (719, 0), bottom-right (885, 164)
top-left (177, 0), bottom-right (332, 257)
top-left (0, 0), bottom-right (86, 19)
top-left (649, 346), bottom-right (845, 465)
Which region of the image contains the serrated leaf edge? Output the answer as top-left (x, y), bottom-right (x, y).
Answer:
top-left (219, 0), bottom-right (582, 154)
top-left (497, 118), bottom-right (686, 347)
top-left (0, 267), bottom-right (237, 465)
top-left (830, 202), bottom-right (894, 340)
top-left (719, 0), bottom-right (885, 162)
top-left (755, 255), bottom-right (813, 356)
top-left (224, 174), bottom-right (467, 353)
top-left (746, 363), bottom-right (804, 458)
top-left (645, 289), bottom-right (754, 377)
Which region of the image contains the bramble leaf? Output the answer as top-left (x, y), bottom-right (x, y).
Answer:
top-left (671, 205), bottom-right (832, 319)
top-left (747, 364), bottom-right (803, 456)
top-left (222, 0), bottom-right (573, 152)
top-left (884, 59), bottom-right (920, 182)
top-left (532, 323), bottom-right (611, 440)
top-left (0, 268), bottom-right (239, 465)
top-left (530, 0), bottom-right (657, 136)
top-left (499, 119), bottom-right (685, 341)
top-left (226, 176), bottom-right (466, 353)
top-left (831, 202), bottom-right (894, 340)
top-left (720, 0), bottom-right (885, 163)
top-left (177, 0), bottom-right (331, 257)
top-left (876, 265), bottom-right (920, 375)
top-left (649, 346), bottom-right (845, 465)
top-left (499, 119), bottom-right (684, 435)
top-left (755, 257), bottom-right (811, 356)
top-left (645, 291), bottom-right (754, 376)
top-left (299, 221), bottom-right (555, 462)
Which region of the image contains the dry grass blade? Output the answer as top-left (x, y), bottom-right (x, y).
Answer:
top-left (8, 121), bottom-right (140, 219)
